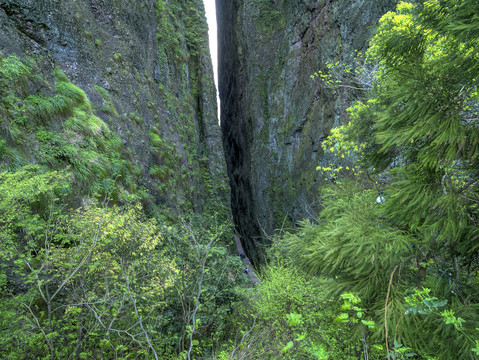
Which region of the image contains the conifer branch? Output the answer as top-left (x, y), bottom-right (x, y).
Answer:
top-left (459, 194), bottom-right (479, 204)
top-left (457, 178), bottom-right (479, 194)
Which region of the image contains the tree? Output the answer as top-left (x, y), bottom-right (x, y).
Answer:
top-left (0, 165), bottom-right (180, 359)
top-left (289, 1), bottom-right (479, 358)
top-left (352, 0), bottom-right (479, 272)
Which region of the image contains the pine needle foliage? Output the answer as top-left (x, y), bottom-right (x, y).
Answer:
top-left (288, 184), bottom-right (413, 299)
top-left (282, 1), bottom-right (479, 358)
top-left (347, 1), bottom-right (478, 357)
top-left (349, 0), bottom-right (479, 263)
top-left (283, 182), bottom-right (417, 340)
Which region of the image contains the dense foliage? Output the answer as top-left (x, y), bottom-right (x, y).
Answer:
top-left (273, 1), bottom-right (479, 359)
top-left (214, 1), bottom-right (478, 359)
top-left (1, 1), bottom-right (478, 359)
top-left (0, 165), bottom-right (249, 359)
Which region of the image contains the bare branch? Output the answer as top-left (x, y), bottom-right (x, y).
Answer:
top-left (229, 312), bottom-right (261, 360)
top-left (187, 227), bottom-right (225, 360)
top-left (122, 262), bottom-right (159, 360)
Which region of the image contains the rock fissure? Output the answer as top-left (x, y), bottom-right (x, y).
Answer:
top-left (1, 0), bottom-right (397, 267)
top-left (217, 0), bottom-right (397, 264)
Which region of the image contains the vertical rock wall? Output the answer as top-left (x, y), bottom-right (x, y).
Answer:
top-left (217, 0), bottom-right (397, 263)
top-left (0, 0), bottom-right (227, 215)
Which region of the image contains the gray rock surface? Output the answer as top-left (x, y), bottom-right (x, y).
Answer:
top-left (218, 0), bottom-right (397, 263)
top-left (0, 0), bottom-right (227, 215)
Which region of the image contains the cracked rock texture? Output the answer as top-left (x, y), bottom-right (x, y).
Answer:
top-left (0, 0), bottom-right (227, 215)
top-left (217, 0), bottom-right (397, 263)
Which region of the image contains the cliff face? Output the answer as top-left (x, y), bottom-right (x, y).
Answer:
top-left (0, 0), bottom-right (227, 216)
top-left (218, 0), bottom-right (397, 263)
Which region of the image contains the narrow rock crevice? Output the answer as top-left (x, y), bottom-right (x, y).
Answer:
top-left (216, 0), bottom-right (397, 266)
top-left (216, 0), bottom-right (263, 266)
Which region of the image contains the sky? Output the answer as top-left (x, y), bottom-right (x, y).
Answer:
top-left (203, 0), bottom-right (220, 117)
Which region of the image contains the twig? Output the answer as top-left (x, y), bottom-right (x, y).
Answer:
top-left (229, 312), bottom-right (261, 360)
top-left (123, 264), bottom-right (159, 360)
top-left (459, 193), bottom-right (479, 204)
top-left (21, 301), bottom-right (53, 355)
top-left (385, 266), bottom-right (398, 356)
top-left (393, 313), bottom-right (403, 349)
top-left (187, 231), bottom-right (223, 360)
top-left (187, 255), bottom-right (207, 360)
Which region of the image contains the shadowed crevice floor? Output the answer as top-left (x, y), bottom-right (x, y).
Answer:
top-left (234, 234), bottom-right (261, 285)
